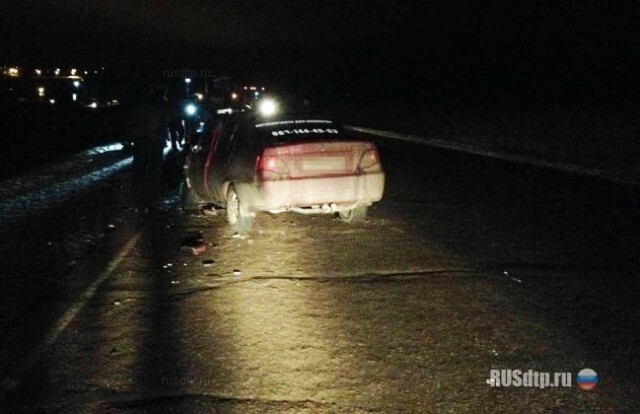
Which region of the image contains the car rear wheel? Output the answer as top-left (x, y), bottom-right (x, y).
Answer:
top-left (226, 185), bottom-right (254, 233)
top-left (339, 206), bottom-right (368, 223)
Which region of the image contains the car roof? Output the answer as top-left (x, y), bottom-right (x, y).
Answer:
top-left (240, 110), bottom-right (339, 128)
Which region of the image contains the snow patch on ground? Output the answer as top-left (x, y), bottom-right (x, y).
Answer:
top-left (0, 143), bottom-right (132, 224)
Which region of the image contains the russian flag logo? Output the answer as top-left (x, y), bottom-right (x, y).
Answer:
top-left (576, 368), bottom-right (598, 390)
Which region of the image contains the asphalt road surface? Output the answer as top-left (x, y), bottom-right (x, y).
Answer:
top-left (1, 137), bottom-right (639, 413)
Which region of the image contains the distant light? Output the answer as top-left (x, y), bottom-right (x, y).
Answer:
top-left (243, 86), bottom-right (247, 90)
top-left (261, 87), bottom-right (265, 91)
top-left (37, 87), bottom-right (45, 97)
top-left (84, 71), bottom-right (88, 75)
top-left (111, 99), bottom-right (119, 105)
top-left (231, 92), bottom-right (238, 100)
top-left (34, 69), bottom-right (42, 76)
top-left (49, 99), bottom-right (56, 104)
top-left (254, 91), bottom-right (259, 97)
top-left (70, 68), bottom-right (77, 76)
top-left (195, 93), bottom-right (204, 101)
top-left (73, 81), bottom-right (80, 87)
top-left (217, 108), bottom-right (233, 115)
top-left (250, 86), bottom-right (256, 91)
top-left (258, 98), bottom-right (278, 117)
top-left (101, 67), bottom-right (105, 70)
top-left (88, 102), bottom-right (98, 108)
top-left (54, 68), bottom-right (60, 76)
top-left (184, 78), bottom-right (192, 84)
top-left (94, 70), bottom-right (98, 74)
top-left (8, 67), bottom-right (19, 76)
top-left (185, 103), bottom-right (197, 116)
top-left (72, 93), bottom-right (77, 101)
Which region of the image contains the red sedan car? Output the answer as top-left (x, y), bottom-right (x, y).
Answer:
top-left (183, 110), bottom-right (385, 233)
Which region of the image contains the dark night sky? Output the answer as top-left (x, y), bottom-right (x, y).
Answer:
top-left (2, 0), bottom-right (639, 102)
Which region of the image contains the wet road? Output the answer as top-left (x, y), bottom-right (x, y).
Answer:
top-left (1, 137), bottom-right (640, 413)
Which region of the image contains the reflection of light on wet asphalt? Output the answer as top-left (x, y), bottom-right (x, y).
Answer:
top-left (83, 142), bottom-right (124, 156)
top-left (0, 156), bottom-right (133, 224)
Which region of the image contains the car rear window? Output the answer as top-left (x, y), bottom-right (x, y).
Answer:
top-left (253, 119), bottom-right (346, 143)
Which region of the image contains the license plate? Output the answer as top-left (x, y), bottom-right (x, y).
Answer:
top-left (301, 156), bottom-right (346, 171)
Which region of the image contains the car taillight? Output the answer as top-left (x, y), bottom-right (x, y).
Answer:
top-left (257, 153), bottom-right (289, 180)
top-left (359, 149), bottom-right (381, 172)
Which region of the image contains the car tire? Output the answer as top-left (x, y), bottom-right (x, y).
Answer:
top-left (339, 206), bottom-right (368, 223)
top-left (226, 185), bottom-right (254, 234)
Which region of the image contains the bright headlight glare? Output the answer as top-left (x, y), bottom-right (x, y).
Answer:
top-left (185, 104), bottom-right (197, 116)
top-left (259, 99), bottom-right (278, 117)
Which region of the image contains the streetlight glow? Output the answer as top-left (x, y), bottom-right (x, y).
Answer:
top-left (185, 104), bottom-right (197, 116)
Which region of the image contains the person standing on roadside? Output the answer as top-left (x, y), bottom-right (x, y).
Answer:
top-left (128, 85), bottom-right (176, 208)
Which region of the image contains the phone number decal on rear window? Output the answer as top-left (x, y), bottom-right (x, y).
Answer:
top-left (271, 128), bottom-right (339, 136)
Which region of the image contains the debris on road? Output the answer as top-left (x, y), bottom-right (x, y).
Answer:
top-left (181, 233), bottom-right (206, 255)
top-left (202, 204), bottom-right (217, 216)
top-left (202, 259), bottom-right (215, 267)
top-left (113, 300), bottom-right (121, 306)
top-left (232, 269), bottom-right (242, 276)
top-left (191, 245), bottom-right (206, 255)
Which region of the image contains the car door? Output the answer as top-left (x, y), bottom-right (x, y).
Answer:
top-left (225, 119), bottom-right (260, 185)
top-left (206, 117), bottom-right (240, 203)
top-left (187, 121), bottom-right (218, 200)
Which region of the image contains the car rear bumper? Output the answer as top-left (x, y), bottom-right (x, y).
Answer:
top-left (252, 172), bottom-right (385, 212)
